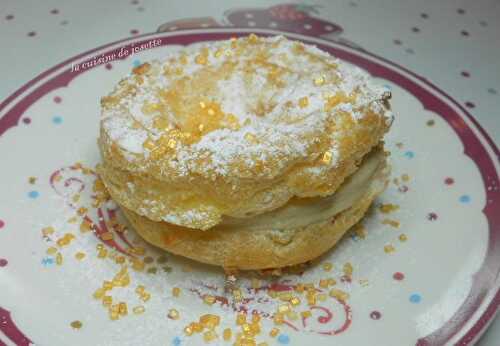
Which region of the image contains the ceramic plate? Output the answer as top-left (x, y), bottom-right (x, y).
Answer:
top-left (0, 28), bottom-right (498, 346)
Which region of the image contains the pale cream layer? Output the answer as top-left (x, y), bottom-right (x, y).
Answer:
top-left (216, 147), bottom-right (385, 231)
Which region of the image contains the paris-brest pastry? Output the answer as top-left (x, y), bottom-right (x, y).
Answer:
top-left (97, 35), bottom-right (393, 270)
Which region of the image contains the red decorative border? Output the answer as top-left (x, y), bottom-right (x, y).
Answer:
top-left (0, 28), bottom-right (498, 345)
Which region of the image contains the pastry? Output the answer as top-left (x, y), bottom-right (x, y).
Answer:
top-left (97, 34), bottom-right (393, 270)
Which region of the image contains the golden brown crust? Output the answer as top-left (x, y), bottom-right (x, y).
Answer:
top-left (97, 35), bottom-right (393, 229)
top-left (120, 158), bottom-right (389, 270)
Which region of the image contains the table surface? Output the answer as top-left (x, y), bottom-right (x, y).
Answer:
top-left (1, 0), bottom-right (498, 344)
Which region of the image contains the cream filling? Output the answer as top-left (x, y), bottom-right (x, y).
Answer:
top-left (218, 148), bottom-right (385, 231)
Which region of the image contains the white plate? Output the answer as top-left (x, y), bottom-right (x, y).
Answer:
top-left (0, 27), bottom-right (498, 346)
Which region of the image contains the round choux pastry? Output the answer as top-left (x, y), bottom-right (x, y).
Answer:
top-left (97, 34), bottom-right (393, 269)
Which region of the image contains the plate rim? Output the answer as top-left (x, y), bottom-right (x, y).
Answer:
top-left (0, 27), bottom-right (498, 346)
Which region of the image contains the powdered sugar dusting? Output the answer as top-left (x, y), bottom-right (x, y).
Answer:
top-left (99, 35), bottom-right (392, 226)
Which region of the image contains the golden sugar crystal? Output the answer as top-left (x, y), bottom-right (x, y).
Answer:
top-left (200, 314), bottom-right (220, 329)
top-left (268, 290), bottom-right (277, 298)
top-left (269, 327), bottom-right (280, 337)
top-left (236, 313), bottom-right (246, 325)
top-left (399, 234), bottom-right (408, 242)
top-left (103, 281), bottom-right (113, 291)
top-left (190, 322), bottom-right (203, 333)
top-left (29, 176), bottom-right (37, 184)
top-left (304, 283), bottom-right (315, 290)
top-left (307, 295), bottom-right (316, 306)
top-left (250, 322), bottom-right (261, 334)
top-left (278, 303), bottom-right (290, 313)
top-left (290, 297), bottom-right (301, 306)
top-left (150, 146), bottom-right (167, 160)
top-left (232, 288), bottom-right (243, 302)
top-left (102, 295), bottom-right (112, 307)
top-left (301, 310), bottom-right (312, 318)
top-left (131, 246), bottom-right (146, 255)
top-left (141, 292), bottom-right (151, 302)
top-left (321, 151), bottom-right (333, 164)
top-left (251, 314), bottom-right (261, 323)
top-left (132, 259), bottom-right (145, 271)
top-left (195, 54), bottom-right (207, 65)
top-left (294, 283), bottom-right (305, 293)
top-left (298, 96), bottom-right (309, 108)
top-left (56, 252), bottom-right (63, 265)
top-left (143, 138), bottom-right (156, 150)
top-left (244, 133), bottom-right (257, 143)
top-left (223, 328), bottom-right (232, 341)
top-left (203, 295), bottom-right (216, 305)
top-left (379, 203), bottom-right (400, 214)
top-left (167, 138), bottom-right (177, 149)
top-left (242, 323), bottom-right (252, 335)
top-left (80, 219), bottom-right (93, 233)
top-left (141, 102), bottom-right (163, 115)
top-left (118, 302), bottom-right (128, 316)
top-left (322, 262), bottom-right (333, 271)
top-left (168, 309), bottom-right (180, 320)
top-left (109, 310), bottom-right (119, 321)
top-left (97, 248), bottom-right (108, 259)
top-left (72, 194), bottom-right (80, 203)
top-left (203, 330), bottom-right (217, 342)
top-left (329, 288), bottom-right (349, 301)
top-left (214, 48), bottom-right (224, 58)
top-left (273, 313), bottom-right (284, 325)
top-left (56, 237), bottom-right (69, 247)
top-left (317, 293), bottom-right (327, 302)
top-left (184, 326), bottom-right (193, 336)
top-left (132, 62), bottom-right (151, 75)
top-left (153, 116), bottom-right (170, 130)
top-left (133, 305), bottom-right (145, 315)
top-left (402, 173), bottom-right (410, 182)
top-left (248, 33), bottom-right (259, 43)
top-left (46, 247), bottom-right (57, 255)
top-left (230, 38), bottom-right (238, 49)
top-left (115, 256), bottom-right (125, 264)
top-left (172, 287), bottom-right (181, 297)
top-left (93, 288), bottom-right (105, 299)
top-left (286, 311), bottom-right (298, 320)
top-left (135, 285), bottom-right (145, 295)
top-left (251, 278), bottom-right (261, 290)
top-left (314, 76), bottom-right (325, 86)
top-left (179, 55), bottom-right (188, 65)
top-left (327, 278), bottom-right (337, 286)
top-left (343, 262), bottom-right (353, 276)
top-left (75, 252), bottom-right (86, 260)
top-left (101, 232), bottom-right (114, 241)
top-left (319, 279), bottom-right (329, 288)
top-left (77, 207), bottom-right (88, 216)
top-left (278, 292), bottom-right (292, 301)
top-left (384, 244), bottom-right (395, 253)
top-left (325, 91), bottom-right (350, 111)
top-left (382, 218), bottom-right (400, 228)
top-left (42, 227), bottom-right (55, 237)
top-left (70, 320), bottom-right (82, 329)
top-left (226, 113), bottom-right (241, 130)
top-left (142, 256), bottom-right (153, 264)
